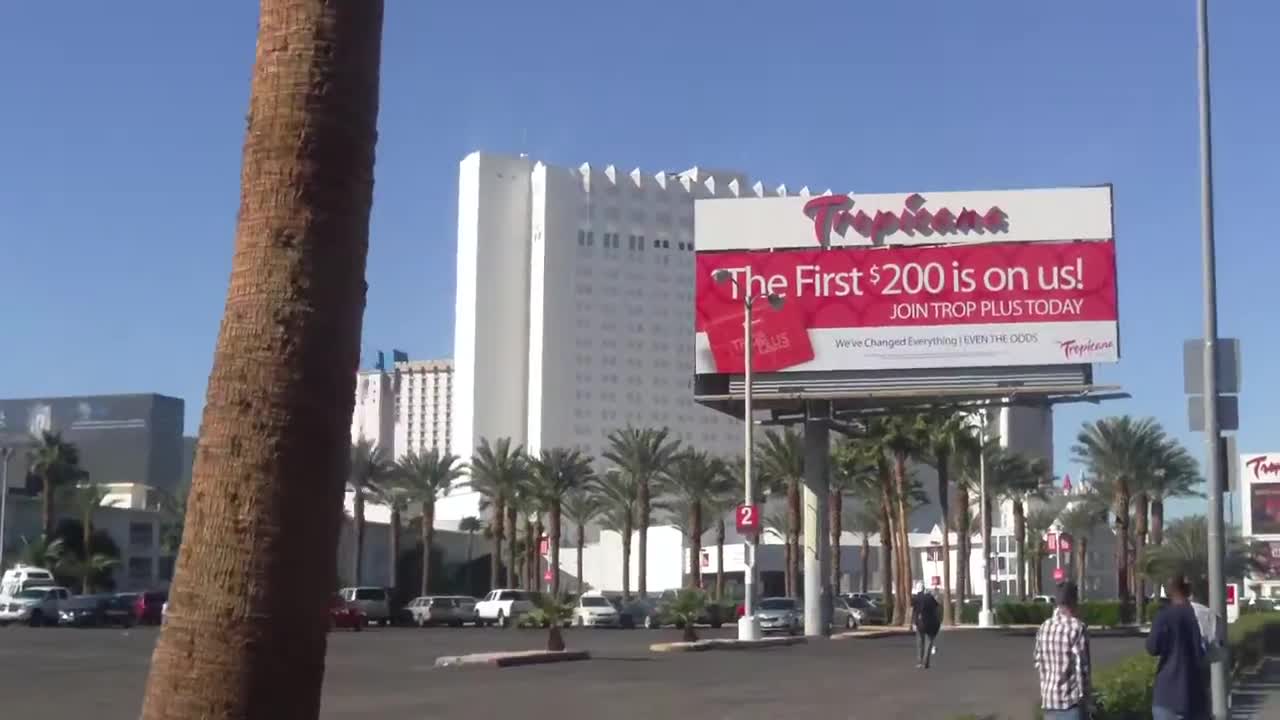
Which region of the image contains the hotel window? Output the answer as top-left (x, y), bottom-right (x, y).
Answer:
top-left (586, 231), bottom-right (595, 247)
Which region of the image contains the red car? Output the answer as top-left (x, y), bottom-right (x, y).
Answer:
top-left (330, 594), bottom-right (365, 631)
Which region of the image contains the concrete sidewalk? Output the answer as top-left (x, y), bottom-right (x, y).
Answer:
top-left (1230, 658), bottom-right (1280, 719)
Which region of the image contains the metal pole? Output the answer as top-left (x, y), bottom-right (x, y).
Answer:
top-left (803, 400), bottom-right (830, 637)
top-left (739, 270), bottom-right (761, 642)
top-left (0, 448), bottom-right (10, 569)
top-left (978, 411), bottom-right (994, 627)
top-left (1196, 0), bottom-right (1228, 714)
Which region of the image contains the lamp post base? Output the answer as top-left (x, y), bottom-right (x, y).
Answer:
top-left (737, 615), bottom-right (762, 641)
top-left (978, 609), bottom-right (995, 628)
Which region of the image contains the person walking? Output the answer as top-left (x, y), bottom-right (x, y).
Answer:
top-left (1034, 581), bottom-right (1092, 719)
top-left (911, 584), bottom-right (941, 669)
top-left (1146, 576), bottom-right (1208, 720)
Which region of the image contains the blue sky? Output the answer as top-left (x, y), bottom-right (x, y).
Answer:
top-left (1, 1), bottom-right (1274, 517)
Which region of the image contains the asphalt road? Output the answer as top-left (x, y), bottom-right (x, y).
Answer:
top-left (0, 624), bottom-right (1144, 719)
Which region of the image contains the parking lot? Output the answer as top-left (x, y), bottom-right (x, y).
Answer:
top-left (0, 625), bottom-right (1144, 719)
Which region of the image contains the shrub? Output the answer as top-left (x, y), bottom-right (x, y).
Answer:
top-left (1091, 654), bottom-right (1158, 720)
top-left (1078, 601), bottom-right (1125, 628)
top-left (995, 602), bottom-right (1054, 626)
top-left (959, 602), bottom-right (980, 625)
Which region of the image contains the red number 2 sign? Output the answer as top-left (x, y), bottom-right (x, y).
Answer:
top-left (736, 504), bottom-right (760, 534)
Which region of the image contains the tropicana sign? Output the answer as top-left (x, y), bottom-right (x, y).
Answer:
top-left (802, 193), bottom-right (1008, 247)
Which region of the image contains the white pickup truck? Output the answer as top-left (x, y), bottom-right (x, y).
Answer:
top-left (473, 589), bottom-right (535, 628)
top-left (0, 586), bottom-right (72, 626)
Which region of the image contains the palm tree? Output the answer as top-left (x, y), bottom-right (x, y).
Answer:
top-left (469, 437), bottom-right (528, 588)
top-left (369, 477), bottom-right (409, 593)
top-left (1143, 516), bottom-right (1256, 601)
top-left (871, 414), bottom-right (931, 626)
top-left (458, 516), bottom-right (483, 586)
top-left (1024, 505), bottom-right (1063, 596)
top-left (155, 488), bottom-right (187, 556)
top-left (528, 447), bottom-right (595, 596)
top-left (28, 431), bottom-right (84, 539)
top-left (756, 428), bottom-right (804, 597)
top-left (989, 450), bottom-right (1049, 600)
top-left (842, 502), bottom-right (880, 594)
top-left (953, 445), bottom-right (982, 607)
top-left (603, 426), bottom-right (681, 598)
top-left (663, 450), bottom-right (732, 590)
top-left (1073, 416), bottom-right (1166, 608)
top-left (397, 449), bottom-right (466, 596)
top-left (705, 467), bottom-right (741, 601)
top-left (831, 438), bottom-right (878, 594)
top-left (594, 468), bottom-right (641, 599)
top-left (1057, 493), bottom-right (1108, 598)
top-left (64, 478), bottom-right (116, 593)
top-left (530, 593), bottom-right (575, 651)
top-left (666, 588), bottom-right (709, 643)
top-left (139, 4), bottom-right (384, 716)
top-left (1147, 439), bottom-right (1201, 547)
top-left (561, 491), bottom-right (602, 595)
top-left (922, 411), bottom-right (978, 624)
top-left (350, 438), bottom-right (392, 586)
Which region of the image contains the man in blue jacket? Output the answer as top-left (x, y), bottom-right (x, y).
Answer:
top-left (1146, 576), bottom-right (1208, 720)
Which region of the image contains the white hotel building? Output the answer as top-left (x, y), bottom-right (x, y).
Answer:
top-left (443, 152), bottom-right (762, 520)
top-left (350, 358), bottom-right (454, 462)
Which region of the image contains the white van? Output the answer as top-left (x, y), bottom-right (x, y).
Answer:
top-left (0, 565), bottom-right (57, 598)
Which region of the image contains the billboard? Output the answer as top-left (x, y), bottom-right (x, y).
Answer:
top-left (0, 394), bottom-right (184, 491)
top-left (693, 186), bottom-right (1117, 374)
top-left (1242, 454), bottom-right (1280, 537)
top-left (1252, 540), bottom-right (1280, 580)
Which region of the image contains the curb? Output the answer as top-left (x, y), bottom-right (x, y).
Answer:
top-left (434, 650), bottom-right (591, 668)
top-left (650, 636), bottom-right (808, 653)
top-left (831, 628), bottom-right (914, 640)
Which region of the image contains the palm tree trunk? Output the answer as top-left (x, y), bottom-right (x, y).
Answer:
top-left (788, 478), bottom-right (801, 598)
top-left (353, 485), bottom-right (365, 586)
top-left (1151, 499), bottom-right (1165, 546)
top-left (506, 505), bottom-right (518, 588)
top-left (388, 506), bottom-right (400, 593)
top-left (1013, 500), bottom-right (1026, 600)
top-left (138, 4), bottom-right (383, 716)
top-left (879, 507), bottom-right (894, 623)
top-left (1134, 493), bottom-right (1149, 621)
top-left (42, 480), bottom-right (56, 540)
top-left (576, 525), bottom-right (586, 595)
top-left (420, 501), bottom-right (435, 596)
top-left (1077, 536), bottom-right (1089, 598)
top-left (783, 541), bottom-right (793, 597)
top-left (638, 476), bottom-right (650, 598)
top-left (830, 491), bottom-right (843, 592)
top-left (523, 516), bottom-right (536, 590)
top-left (715, 519), bottom-right (726, 601)
top-left (893, 454), bottom-right (913, 627)
top-left (859, 532), bottom-right (869, 594)
top-left (689, 502), bottom-right (703, 589)
top-left (534, 516), bottom-right (544, 591)
top-left (491, 499), bottom-right (505, 589)
top-left (1116, 490), bottom-right (1131, 606)
top-left (621, 519), bottom-right (633, 600)
top-left (982, 496), bottom-right (994, 607)
top-left (82, 511), bottom-right (94, 594)
top-left (549, 503), bottom-right (562, 596)
top-left (937, 457), bottom-right (954, 625)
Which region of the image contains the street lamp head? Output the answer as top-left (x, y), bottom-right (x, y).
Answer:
top-left (765, 293), bottom-right (785, 310)
top-left (712, 269), bottom-right (733, 284)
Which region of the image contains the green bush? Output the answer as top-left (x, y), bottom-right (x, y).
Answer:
top-left (959, 602), bottom-right (980, 624)
top-left (995, 602), bottom-right (1054, 626)
top-left (990, 600), bottom-right (1131, 628)
top-left (1078, 601), bottom-right (1125, 628)
top-left (1092, 654), bottom-right (1158, 720)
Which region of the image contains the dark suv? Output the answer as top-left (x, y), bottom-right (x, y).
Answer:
top-left (133, 590), bottom-right (168, 625)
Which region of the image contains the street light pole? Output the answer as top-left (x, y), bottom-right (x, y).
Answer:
top-left (978, 409), bottom-right (994, 627)
top-left (1195, 0), bottom-right (1229, 715)
top-left (741, 267), bottom-right (759, 641)
top-left (0, 447), bottom-right (12, 569)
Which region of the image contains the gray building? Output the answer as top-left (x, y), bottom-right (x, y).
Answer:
top-left (0, 393), bottom-right (185, 493)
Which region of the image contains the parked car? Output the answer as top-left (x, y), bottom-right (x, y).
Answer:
top-left (842, 594), bottom-right (886, 625)
top-left (57, 593), bottom-right (134, 628)
top-left (0, 586), bottom-right (72, 626)
top-left (755, 597), bottom-right (802, 635)
top-left (619, 597), bottom-right (662, 629)
top-left (329, 594), bottom-right (365, 631)
top-left (0, 565), bottom-right (57, 597)
top-left (337, 587), bottom-right (392, 626)
top-left (832, 597), bottom-right (860, 630)
top-left (132, 591), bottom-right (168, 625)
top-left (474, 589), bottom-right (535, 628)
top-left (407, 596), bottom-right (476, 627)
top-left (572, 592), bottom-right (622, 628)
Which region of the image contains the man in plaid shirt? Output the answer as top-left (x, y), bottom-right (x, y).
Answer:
top-left (1034, 581), bottom-right (1092, 719)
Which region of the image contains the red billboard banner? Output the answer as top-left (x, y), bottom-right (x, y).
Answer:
top-left (1251, 484), bottom-right (1280, 536)
top-left (695, 239), bottom-right (1118, 373)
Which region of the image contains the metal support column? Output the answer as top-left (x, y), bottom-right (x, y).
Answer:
top-left (803, 400), bottom-right (831, 637)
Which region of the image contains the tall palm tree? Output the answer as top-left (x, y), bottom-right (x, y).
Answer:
top-left (397, 449), bottom-right (466, 596)
top-left (953, 444), bottom-right (983, 607)
top-left (1057, 493), bottom-right (1108, 597)
top-left (369, 477), bottom-right (409, 593)
top-left (756, 428), bottom-right (804, 597)
top-left (1147, 439), bottom-right (1202, 547)
top-left (155, 488), bottom-right (188, 556)
top-left (468, 437), bottom-right (527, 588)
top-left (871, 414), bottom-right (930, 626)
top-left (350, 438), bottom-right (392, 586)
top-left (989, 450), bottom-right (1049, 600)
top-left (663, 450), bottom-right (732, 590)
top-left (64, 478), bottom-right (115, 593)
top-left (594, 469), bottom-right (641, 599)
top-left (831, 438), bottom-right (878, 594)
top-left (528, 447), bottom-right (595, 596)
top-left (1024, 505), bottom-right (1063, 596)
top-left (603, 426), bottom-right (681, 598)
top-left (562, 490), bottom-right (602, 595)
top-left (922, 411), bottom-right (978, 624)
top-left (1073, 416), bottom-right (1166, 608)
top-left (140, 3), bottom-right (385, 717)
top-left (1142, 516), bottom-right (1256, 601)
top-left (705, 464), bottom-right (741, 601)
top-left (458, 515), bottom-right (483, 586)
top-left (28, 431), bottom-right (84, 539)
top-left (842, 502), bottom-right (880, 594)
